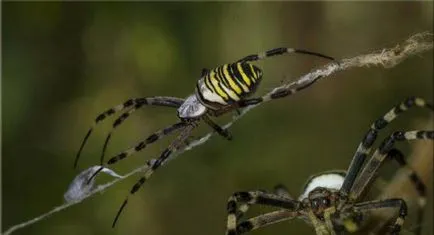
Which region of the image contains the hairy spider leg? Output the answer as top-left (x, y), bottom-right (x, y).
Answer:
top-left (112, 124), bottom-right (196, 228)
top-left (340, 97), bottom-right (433, 196)
top-left (74, 96), bottom-right (184, 168)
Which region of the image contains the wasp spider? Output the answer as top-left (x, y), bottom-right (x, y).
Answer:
top-left (225, 97), bottom-right (433, 235)
top-left (73, 47), bottom-right (335, 227)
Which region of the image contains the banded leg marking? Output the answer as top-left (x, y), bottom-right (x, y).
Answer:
top-left (340, 97), bottom-right (433, 196)
top-left (235, 184), bottom-right (293, 223)
top-left (87, 122), bottom-right (188, 184)
top-left (237, 47), bottom-right (334, 63)
top-left (226, 191), bottom-right (301, 235)
top-left (236, 210), bottom-right (298, 234)
top-left (349, 130), bottom-right (432, 234)
top-left (112, 124), bottom-right (196, 228)
top-left (100, 104), bottom-right (142, 165)
top-left (350, 130), bottom-right (433, 200)
top-left (237, 78), bottom-right (319, 108)
top-left (370, 148), bottom-right (427, 235)
top-left (74, 96), bottom-right (184, 168)
top-left (385, 148), bottom-right (426, 235)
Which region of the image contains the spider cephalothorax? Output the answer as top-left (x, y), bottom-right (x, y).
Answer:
top-left (73, 47), bottom-right (334, 227)
top-left (225, 97), bottom-right (433, 235)
top-left (303, 188), bottom-right (340, 219)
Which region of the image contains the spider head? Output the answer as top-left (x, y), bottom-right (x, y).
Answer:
top-left (306, 187), bottom-right (337, 217)
top-left (177, 94), bottom-right (207, 120)
top-left (299, 171), bottom-right (345, 219)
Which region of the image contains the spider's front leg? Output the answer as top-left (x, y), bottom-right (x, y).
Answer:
top-left (306, 210), bottom-right (333, 235)
top-left (226, 191), bottom-right (301, 235)
top-left (323, 207), bottom-right (338, 235)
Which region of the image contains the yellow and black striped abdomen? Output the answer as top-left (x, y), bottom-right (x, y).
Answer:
top-left (196, 62), bottom-right (263, 108)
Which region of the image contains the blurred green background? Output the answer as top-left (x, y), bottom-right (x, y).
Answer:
top-left (2, 2), bottom-right (433, 235)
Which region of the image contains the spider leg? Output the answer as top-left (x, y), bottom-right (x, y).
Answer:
top-left (74, 96), bottom-right (185, 168)
top-left (100, 97), bottom-right (186, 165)
top-left (383, 149), bottom-right (426, 235)
top-left (306, 210), bottom-right (332, 235)
top-left (350, 131), bottom-right (432, 235)
top-left (235, 209), bottom-right (299, 234)
top-left (202, 115), bottom-right (232, 140)
top-left (361, 148), bottom-right (427, 235)
top-left (226, 191), bottom-right (301, 235)
top-left (87, 121), bottom-right (188, 184)
top-left (234, 185), bottom-right (294, 222)
top-left (323, 207), bottom-right (338, 235)
top-left (350, 130), bottom-right (433, 200)
top-left (236, 77), bottom-right (319, 108)
top-left (353, 199), bottom-right (408, 235)
top-left (112, 124), bottom-right (196, 228)
top-left (236, 47), bottom-right (334, 63)
top-left (340, 97), bottom-right (433, 196)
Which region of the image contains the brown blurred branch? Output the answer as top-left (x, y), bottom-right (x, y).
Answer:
top-left (2, 32), bottom-right (433, 235)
